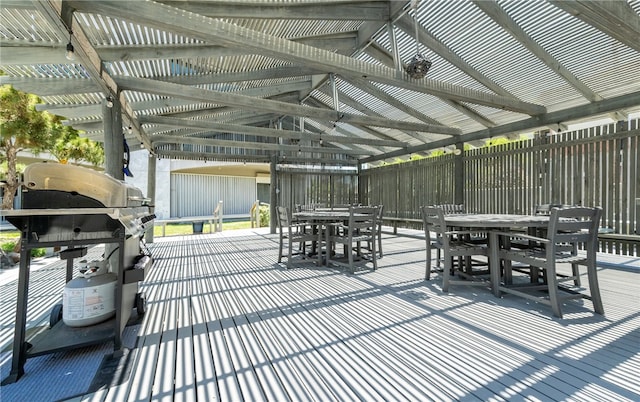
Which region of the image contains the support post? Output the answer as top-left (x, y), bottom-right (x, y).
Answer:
top-left (270, 155), bottom-right (278, 234)
top-left (102, 95), bottom-right (123, 275)
top-left (103, 95), bottom-right (124, 180)
top-left (145, 153), bottom-right (156, 243)
top-left (454, 142), bottom-right (464, 206)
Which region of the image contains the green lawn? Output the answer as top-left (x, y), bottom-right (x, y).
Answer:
top-left (0, 221), bottom-right (255, 250)
top-left (154, 220), bottom-right (253, 236)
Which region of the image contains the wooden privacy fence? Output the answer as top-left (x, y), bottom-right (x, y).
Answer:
top-left (275, 120), bottom-right (638, 255)
top-left (360, 119), bottom-right (639, 256)
top-left (276, 166), bottom-right (358, 212)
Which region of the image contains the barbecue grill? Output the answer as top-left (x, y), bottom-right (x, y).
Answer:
top-left (2, 162), bottom-right (155, 385)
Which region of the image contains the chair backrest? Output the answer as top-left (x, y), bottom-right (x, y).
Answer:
top-left (276, 206), bottom-right (291, 230)
top-left (347, 205), bottom-right (378, 234)
top-left (298, 203), bottom-right (324, 212)
top-left (434, 204), bottom-right (465, 214)
top-left (376, 204), bottom-right (384, 223)
top-left (547, 207), bottom-right (602, 250)
top-left (535, 203), bottom-right (574, 215)
top-left (421, 206), bottom-right (447, 243)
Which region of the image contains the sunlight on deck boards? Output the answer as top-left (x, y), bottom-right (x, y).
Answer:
top-left (0, 228), bottom-right (638, 401)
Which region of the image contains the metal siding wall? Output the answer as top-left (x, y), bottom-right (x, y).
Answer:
top-left (170, 173), bottom-right (256, 217)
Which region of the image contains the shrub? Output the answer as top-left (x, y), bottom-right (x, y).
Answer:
top-left (1, 241), bottom-right (46, 258)
top-left (259, 205), bottom-right (270, 227)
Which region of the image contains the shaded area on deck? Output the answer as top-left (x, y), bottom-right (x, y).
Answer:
top-left (1, 228), bottom-right (639, 401)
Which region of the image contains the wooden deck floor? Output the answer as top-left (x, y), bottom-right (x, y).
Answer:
top-left (1, 228), bottom-right (639, 401)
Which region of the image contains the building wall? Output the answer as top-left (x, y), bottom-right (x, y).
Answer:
top-left (126, 149), bottom-right (269, 220)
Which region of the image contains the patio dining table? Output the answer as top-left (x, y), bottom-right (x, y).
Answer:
top-left (442, 213), bottom-right (551, 296)
top-left (292, 209), bottom-right (349, 265)
top-left (293, 210), bottom-right (353, 265)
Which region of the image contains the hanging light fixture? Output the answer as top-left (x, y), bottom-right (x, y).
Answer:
top-left (405, 0), bottom-right (431, 79)
top-left (65, 31), bottom-right (75, 61)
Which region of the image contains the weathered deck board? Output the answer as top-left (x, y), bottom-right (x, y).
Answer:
top-left (1, 229), bottom-right (638, 402)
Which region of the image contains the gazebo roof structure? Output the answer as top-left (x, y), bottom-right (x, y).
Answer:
top-left (1, 0), bottom-right (639, 165)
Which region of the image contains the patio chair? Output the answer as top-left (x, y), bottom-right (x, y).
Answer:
top-left (277, 206), bottom-right (316, 269)
top-left (493, 206), bottom-right (603, 318)
top-left (363, 204), bottom-right (384, 259)
top-left (326, 205), bottom-right (378, 273)
top-left (535, 203), bottom-right (574, 215)
top-left (431, 204), bottom-right (488, 273)
top-left (515, 203), bottom-right (580, 284)
top-left (421, 206), bottom-right (489, 292)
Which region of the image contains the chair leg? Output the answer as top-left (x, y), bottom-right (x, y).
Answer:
top-left (378, 229), bottom-right (383, 258)
top-left (546, 265), bottom-right (563, 318)
top-left (287, 238), bottom-right (293, 269)
top-left (371, 237), bottom-right (377, 270)
top-left (278, 234), bottom-right (284, 263)
top-left (425, 239), bottom-right (432, 280)
top-left (442, 253), bottom-right (452, 293)
top-left (571, 263), bottom-right (581, 286)
top-left (586, 262), bottom-right (604, 315)
top-left (348, 243), bottom-right (355, 273)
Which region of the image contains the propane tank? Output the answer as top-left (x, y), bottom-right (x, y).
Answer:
top-left (63, 258), bottom-right (116, 327)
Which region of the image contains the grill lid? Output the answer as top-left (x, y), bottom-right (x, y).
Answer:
top-left (23, 162), bottom-right (147, 208)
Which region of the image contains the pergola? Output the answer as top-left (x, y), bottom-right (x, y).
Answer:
top-left (2, 3), bottom-right (640, 399)
top-left (1, 0), bottom-right (639, 170)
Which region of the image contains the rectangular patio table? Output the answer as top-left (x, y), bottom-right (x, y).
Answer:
top-left (442, 213), bottom-right (551, 296)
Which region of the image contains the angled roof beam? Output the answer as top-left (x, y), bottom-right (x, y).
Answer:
top-left (362, 91), bottom-right (640, 163)
top-left (33, 0), bottom-right (151, 149)
top-left (473, 0), bottom-right (603, 103)
top-left (395, 14), bottom-right (514, 98)
top-left (309, 87), bottom-right (446, 143)
top-left (549, 0), bottom-right (640, 53)
top-left (154, 0), bottom-right (391, 21)
top-left (67, 0), bottom-right (545, 115)
top-left (361, 42), bottom-right (396, 68)
top-left (303, 97), bottom-right (399, 143)
top-left (343, 76), bottom-right (443, 126)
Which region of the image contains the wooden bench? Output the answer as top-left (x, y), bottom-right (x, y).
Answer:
top-left (154, 217), bottom-right (218, 236)
top-left (154, 201), bottom-right (225, 236)
top-left (381, 216), bottom-right (423, 234)
top-left (598, 232), bottom-right (640, 254)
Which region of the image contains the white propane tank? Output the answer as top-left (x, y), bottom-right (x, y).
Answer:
top-left (62, 259), bottom-right (116, 327)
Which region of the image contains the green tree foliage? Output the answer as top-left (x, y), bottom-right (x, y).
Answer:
top-left (50, 118), bottom-right (104, 166)
top-left (1, 84), bottom-right (104, 209)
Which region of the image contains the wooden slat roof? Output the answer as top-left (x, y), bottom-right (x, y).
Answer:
top-left (1, 0), bottom-right (639, 165)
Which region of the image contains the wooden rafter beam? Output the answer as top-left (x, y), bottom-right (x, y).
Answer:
top-left (140, 115), bottom-right (407, 148)
top-left (32, 0), bottom-right (152, 150)
top-left (66, 0), bottom-right (546, 116)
